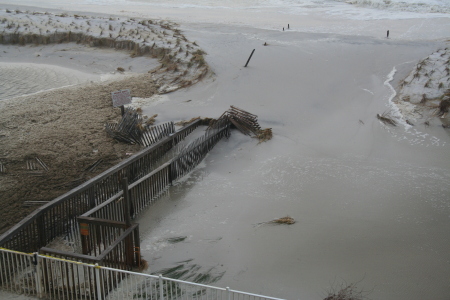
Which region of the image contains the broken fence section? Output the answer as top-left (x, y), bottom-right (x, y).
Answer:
top-left (209, 105), bottom-right (262, 136)
top-left (105, 108), bottom-right (175, 147)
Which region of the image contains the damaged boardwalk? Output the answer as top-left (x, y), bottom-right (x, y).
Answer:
top-left (0, 106), bottom-right (276, 300)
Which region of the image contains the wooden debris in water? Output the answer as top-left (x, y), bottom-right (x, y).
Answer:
top-left (324, 283), bottom-right (368, 300)
top-left (376, 112), bottom-right (397, 126)
top-left (209, 105), bottom-right (262, 136)
top-left (254, 215), bottom-right (296, 227)
top-left (254, 128), bottom-right (273, 143)
top-left (270, 216), bottom-right (295, 224)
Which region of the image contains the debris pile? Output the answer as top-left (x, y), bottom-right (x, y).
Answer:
top-left (105, 108), bottom-right (174, 147)
top-left (209, 106), bottom-right (273, 142)
top-left (254, 128), bottom-right (273, 143)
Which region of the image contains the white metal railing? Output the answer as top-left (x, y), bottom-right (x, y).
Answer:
top-left (0, 248), bottom-right (285, 300)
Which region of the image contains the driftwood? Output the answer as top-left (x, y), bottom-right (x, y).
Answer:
top-left (254, 216), bottom-right (296, 227)
top-left (376, 112), bottom-right (397, 126)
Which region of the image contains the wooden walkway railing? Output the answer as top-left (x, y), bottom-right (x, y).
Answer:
top-left (0, 120), bottom-right (201, 253)
top-left (0, 106), bottom-right (270, 299)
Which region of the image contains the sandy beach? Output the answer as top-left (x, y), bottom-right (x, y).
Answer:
top-left (0, 1), bottom-right (449, 300)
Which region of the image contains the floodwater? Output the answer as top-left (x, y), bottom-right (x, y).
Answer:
top-left (2, 1), bottom-right (448, 299)
top-left (132, 19), bottom-right (450, 300)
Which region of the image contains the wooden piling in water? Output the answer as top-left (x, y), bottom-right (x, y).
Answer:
top-left (244, 49), bottom-right (255, 67)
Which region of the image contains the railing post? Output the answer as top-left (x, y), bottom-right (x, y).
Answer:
top-left (159, 274), bottom-right (164, 300)
top-left (89, 188), bottom-right (96, 209)
top-left (37, 215), bottom-right (46, 249)
top-left (226, 287), bottom-right (231, 300)
top-left (95, 264), bottom-right (103, 300)
top-left (122, 178), bottom-right (131, 227)
top-left (33, 252), bottom-right (44, 298)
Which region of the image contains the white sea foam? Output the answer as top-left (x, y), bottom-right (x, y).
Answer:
top-left (82, 0), bottom-right (450, 14)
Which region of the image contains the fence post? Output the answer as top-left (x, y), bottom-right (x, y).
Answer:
top-left (168, 163), bottom-right (173, 186)
top-left (159, 274), bottom-right (164, 300)
top-left (95, 264), bottom-right (103, 300)
top-left (226, 287), bottom-right (231, 300)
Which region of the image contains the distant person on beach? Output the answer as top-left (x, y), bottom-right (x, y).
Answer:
top-left (387, 30), bottom-right (389, 38)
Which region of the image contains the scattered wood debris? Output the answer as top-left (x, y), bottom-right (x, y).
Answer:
top-left (84, 158), bottom-right (103, 173)
top-left (324, 283), bottom-right (369, 300)
top-left (254, 215), bottom-right (296, 227)
top-left (254, 128), bottom-right (273, 143)
top-left (376, 112), bottom-right (397, 126)
top-left (270, 216), bottom-right (296, 225)
top-left (23, 200), bottom-right (51, 207)
top-left (25, 157), bottom-right (49, 172)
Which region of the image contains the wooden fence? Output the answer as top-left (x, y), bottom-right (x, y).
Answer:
top-left (0, 120), bottom-right (201, 253)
